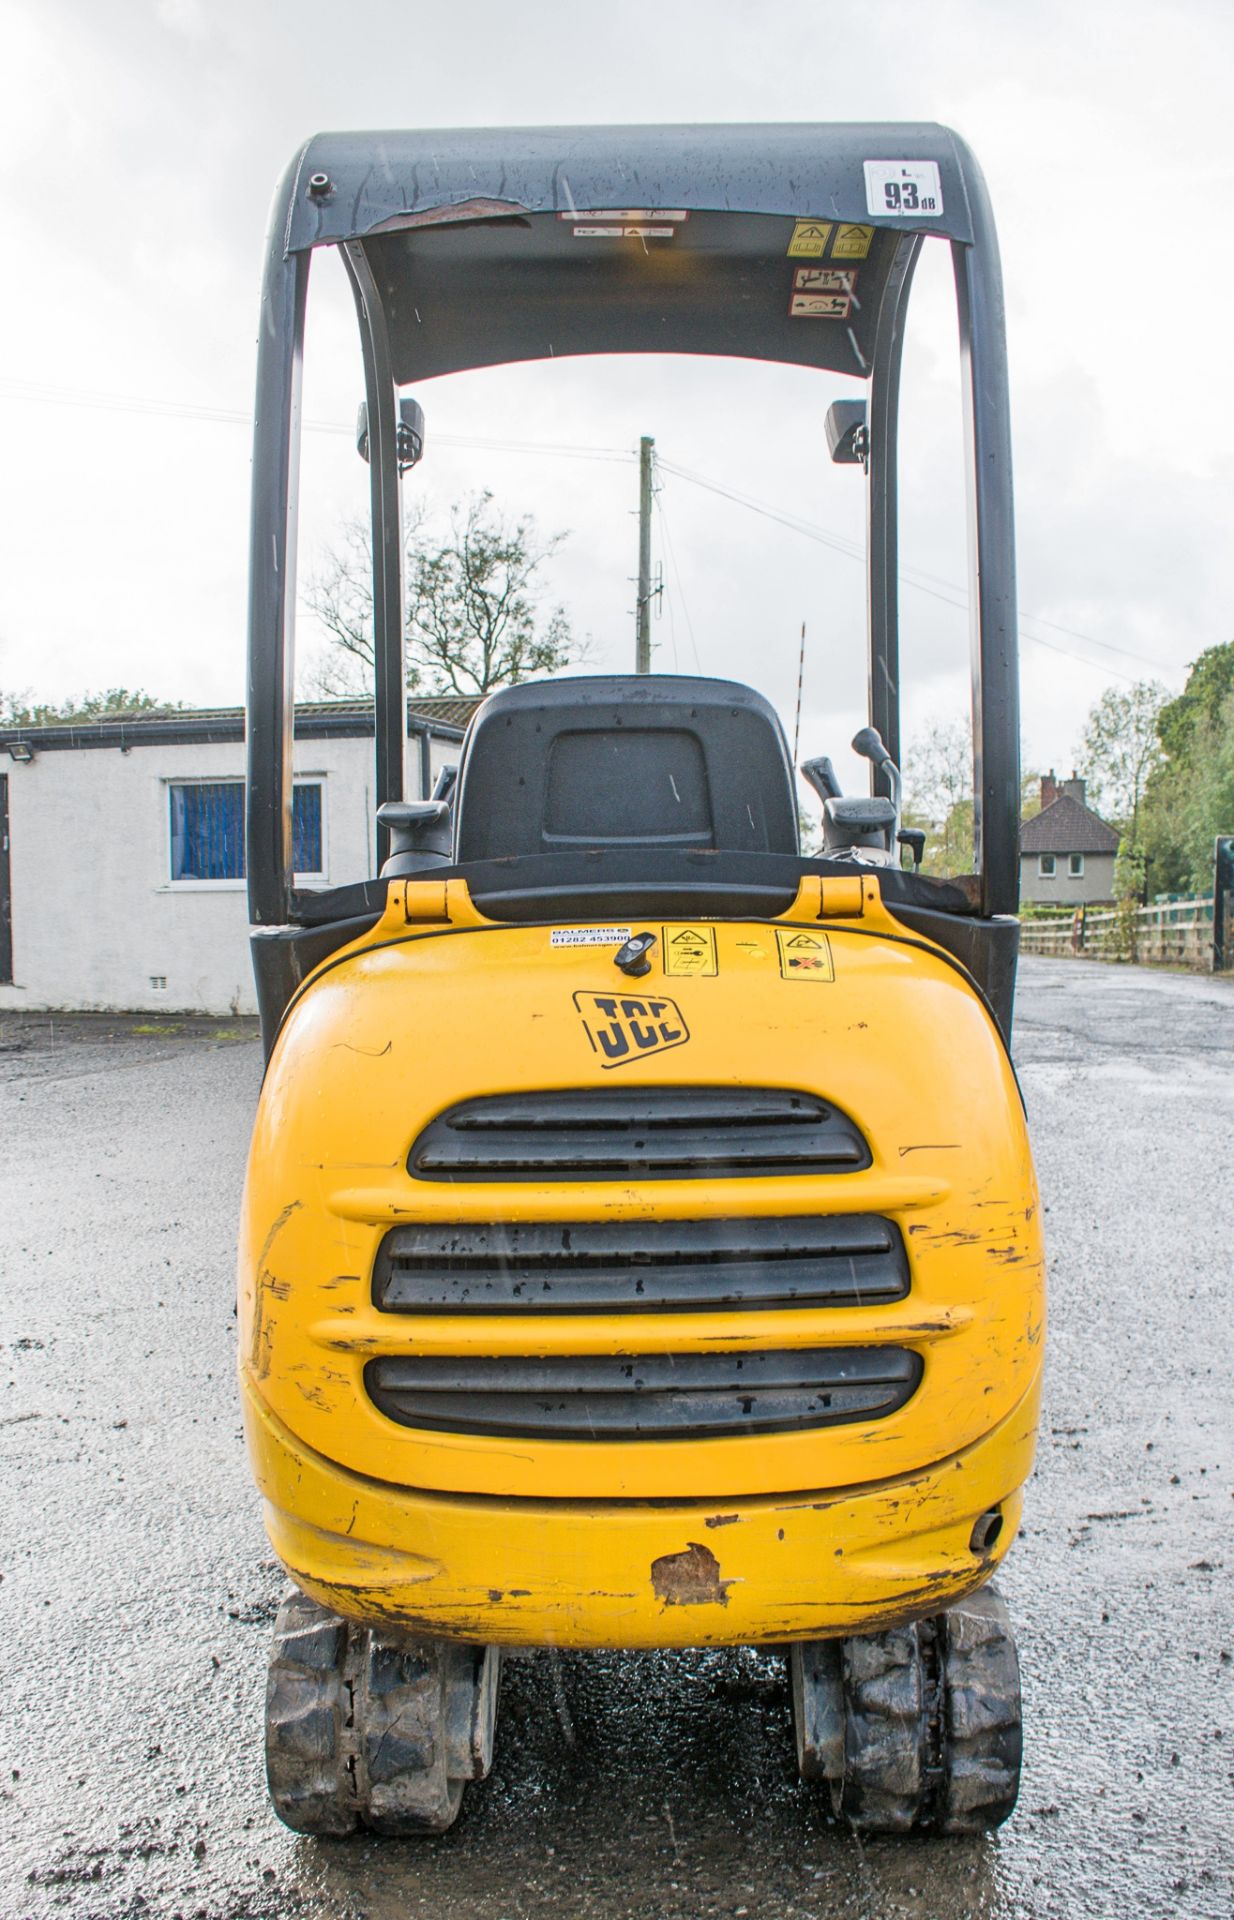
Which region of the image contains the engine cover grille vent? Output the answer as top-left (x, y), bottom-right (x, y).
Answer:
top-left (364, 1347), bottom-right (922, 1442)
top-left (372, 1214), bottom-right (908, 1316)
top-left (409, 1087), bottom-right (870, 1182)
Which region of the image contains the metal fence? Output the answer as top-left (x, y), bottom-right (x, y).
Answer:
top-left (1020, 896), bottom-right (1221, 970)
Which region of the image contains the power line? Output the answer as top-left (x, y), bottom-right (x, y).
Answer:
top-left (656, 456), bottom-right (1173, 682)
top-left (653, 488), bottom-right (702, 673)
top-left (1, 374), bottom-right (1178, 683)
top-left (0, 378), bottom-right (634, 462)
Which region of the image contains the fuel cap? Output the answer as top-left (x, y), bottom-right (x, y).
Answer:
top-left (613, 931), bottom-right (657, 978)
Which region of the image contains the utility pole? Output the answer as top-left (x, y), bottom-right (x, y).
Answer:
top-left (635, 434), bottom-right (654, 673)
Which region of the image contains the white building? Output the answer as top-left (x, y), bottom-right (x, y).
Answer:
top-left (0, 698), bottom-right (475, 1015)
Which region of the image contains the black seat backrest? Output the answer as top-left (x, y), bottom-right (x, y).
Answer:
top-left (452, 674), bottom-right (799, 863)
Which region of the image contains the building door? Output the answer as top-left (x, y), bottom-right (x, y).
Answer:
top-left (0, 776), bottom-right (11, 984)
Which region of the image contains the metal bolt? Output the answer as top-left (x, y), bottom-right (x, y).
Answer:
top-left (307, 172), bottom-right (332, 199)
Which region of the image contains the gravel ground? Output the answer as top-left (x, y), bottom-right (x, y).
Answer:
top-left (0, 959), bottom-right (1231, 1920)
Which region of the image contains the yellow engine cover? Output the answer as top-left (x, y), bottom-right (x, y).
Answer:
top-left (238, 874), bottom-right (1045, 1646)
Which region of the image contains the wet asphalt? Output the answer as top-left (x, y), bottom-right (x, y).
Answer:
top-left (0, 958), bottom-right (1231, 1920)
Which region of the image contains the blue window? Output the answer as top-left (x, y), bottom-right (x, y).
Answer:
top-left (292, 782), bottom-right (322, 877)
top-left (169, 781), bottom-right (323, 881)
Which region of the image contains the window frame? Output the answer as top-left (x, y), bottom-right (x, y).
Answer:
top-left (1037, 853), bottom-right (1056, 878)
top-left (163, 775), bottom-right (328, 891)
top-left (1068, 852), bottom-right (1085, 878)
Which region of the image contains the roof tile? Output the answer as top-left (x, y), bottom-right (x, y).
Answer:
top-left (1020, 793), bottom-right (1120, 855)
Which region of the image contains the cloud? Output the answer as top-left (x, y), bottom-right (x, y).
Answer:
top-left (1, 0), bottom-right (1230, 788)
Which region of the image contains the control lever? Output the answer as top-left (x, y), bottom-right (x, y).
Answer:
top-left (897, 827), bottom-right (926, 871)
top-left (800, 755), bottom-right (843, 805)
top-left (851, 727), bottom-right (902, 842)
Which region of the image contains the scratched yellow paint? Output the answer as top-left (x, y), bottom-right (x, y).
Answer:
top-left (238, 875), bottom-right (1045, 1645)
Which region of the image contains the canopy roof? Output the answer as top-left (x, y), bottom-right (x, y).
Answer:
top-left (285, 123), bottom-right (981, 383)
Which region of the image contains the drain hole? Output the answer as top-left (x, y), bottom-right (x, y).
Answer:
top-left (969, 1507), bottom-right (1004, 1555)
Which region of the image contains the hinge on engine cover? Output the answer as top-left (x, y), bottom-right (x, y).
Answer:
top-left (781, 875), bottom-right (868, 922)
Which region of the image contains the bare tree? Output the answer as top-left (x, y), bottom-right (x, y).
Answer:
top-left (903, 716), bottom-right (974, 872)
top-left (901, 715), bottom-right (1040, 873)
top-left (1075, 680), bottom-right (1169, 842)
top-left (303, 492), bottom-right (579, 699)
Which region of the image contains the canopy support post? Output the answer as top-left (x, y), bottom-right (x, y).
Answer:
top-left (345, 244), bottom-right (406, 874)
top-left (865, 235), bottom-right (920, 801)
top-left (953, 185), bottom-right (1019, 917)
top-left (246, 205), bottom-right (309, 929)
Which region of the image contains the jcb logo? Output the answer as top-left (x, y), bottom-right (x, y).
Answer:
top-left (574, 991), bottom-right (690, 1069)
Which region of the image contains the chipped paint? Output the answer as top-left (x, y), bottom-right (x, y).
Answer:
top-left (651, 1543), bottom-right (735, 1608)
top-left (249, 1200), bottom-right (302, 1380)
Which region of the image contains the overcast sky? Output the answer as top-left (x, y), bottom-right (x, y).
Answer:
top-left (2, 0), bottom-right (1230, 798)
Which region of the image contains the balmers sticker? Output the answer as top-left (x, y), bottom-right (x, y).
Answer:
top-left (551, 926), bottom-right (632, 948)
top-left (574, 991), bottom-right (689, 1067)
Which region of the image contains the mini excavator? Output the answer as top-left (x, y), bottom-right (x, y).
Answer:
top-left (238, 123), bottom-right (1044, 1837)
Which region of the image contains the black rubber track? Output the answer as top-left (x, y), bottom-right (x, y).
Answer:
top-left (265, 1590), bottom-right (359, 1836)
top-left (838, 1621), bottom-right (927, 1833)
top-left (936, 1584), bottom-right (1022, 1833)
top-left (791, 1581), bottom-right (1023, 1834)
top-left (265, 1590), bottom-right (500, 1837)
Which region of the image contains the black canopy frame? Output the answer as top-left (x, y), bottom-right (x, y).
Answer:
top-left (247, 122), bottom-right (1019, 935)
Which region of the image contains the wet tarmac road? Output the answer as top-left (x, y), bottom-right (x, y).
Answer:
top-left (1, 959), bottom-right (1231, 1920)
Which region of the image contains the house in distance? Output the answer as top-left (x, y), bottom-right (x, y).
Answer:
top-left (1019, 772), bottom-right (1120, 906)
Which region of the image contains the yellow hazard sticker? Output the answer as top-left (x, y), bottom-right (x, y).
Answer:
top-left (661, 924), bottom-right (718, 977)
top-left (832, 223), bottom-right (875, 259)
top-left (775, 929), bottom-right (835, 980)
top-left (787, 219), bottom-right (833, 258)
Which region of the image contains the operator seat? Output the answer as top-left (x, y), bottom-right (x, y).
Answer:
top-left (452, 674), bottom-right (800, 862)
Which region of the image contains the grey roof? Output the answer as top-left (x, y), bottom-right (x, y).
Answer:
top-left (1020, 793), bottom-right (1120, 856)
top-left (0, 695), bottom-right (483, 754)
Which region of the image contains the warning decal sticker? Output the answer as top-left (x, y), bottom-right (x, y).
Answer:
top-left (786, 219), bottom-right (833, 258)
top-left (558, 209), bottom-right (689, 222)
top-left (790, 291), bottom-right (852, 320)
top-left (775, 929), bottom-right (835, 981)
top-left (862, 161), bottom-right (944, 219)
top-left (661, 925), bottom-right (718, 977)
top-left (573, 225), bottom-right (675, 239)
top-left (831, 224), bottom-right (875, 260)
top-left (793, 267), bottom-right (858, 293)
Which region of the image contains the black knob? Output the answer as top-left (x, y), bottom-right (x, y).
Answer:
top-left (614, 932), bottom-right (657, 977)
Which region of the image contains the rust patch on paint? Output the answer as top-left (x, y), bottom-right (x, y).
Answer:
top-left (651, 1542), bottom-right (733, 1608)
